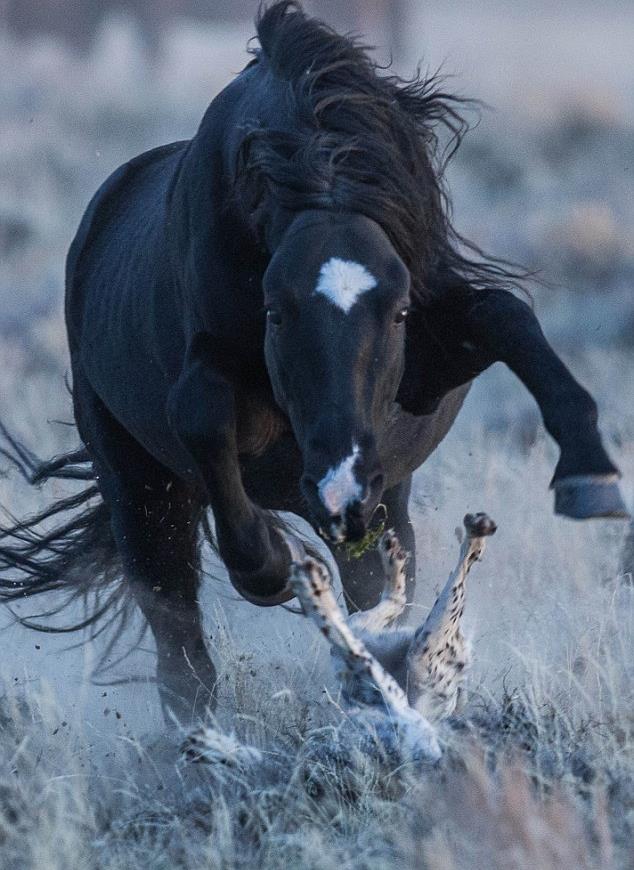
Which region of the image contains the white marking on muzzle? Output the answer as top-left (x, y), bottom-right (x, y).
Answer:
top-left (318, 444), bottom-right (362, 516)
top-left (315, 258), bottom-right (377, 313)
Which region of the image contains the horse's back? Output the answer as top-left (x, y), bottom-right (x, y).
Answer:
top-left (65, 141), bottom-right (194, 471)
top-left (66, 141), bottom-right (187, 344)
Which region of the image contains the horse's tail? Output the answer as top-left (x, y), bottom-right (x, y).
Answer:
top-left (0, 422), bottom-right (139, 674)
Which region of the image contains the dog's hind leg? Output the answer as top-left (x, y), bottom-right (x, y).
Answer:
top-left (406, 513), bottom-right (496, 722)
top-left (334, 477), bottom-right (415, 615)
top-left (346, 530), bottom-right (408, 635)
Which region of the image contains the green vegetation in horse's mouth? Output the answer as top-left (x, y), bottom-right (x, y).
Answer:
top-left (341, 520), bottom-right (386, 560)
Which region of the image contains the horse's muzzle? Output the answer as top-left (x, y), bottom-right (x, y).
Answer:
top-left (303, 468), bottom-right (384, 544)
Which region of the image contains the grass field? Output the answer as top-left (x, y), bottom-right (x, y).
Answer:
top-left (1, 5), bottom-right (633, 868)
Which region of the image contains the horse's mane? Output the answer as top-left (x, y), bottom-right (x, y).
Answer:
top-left (236, 1), bottom-right (526, 304)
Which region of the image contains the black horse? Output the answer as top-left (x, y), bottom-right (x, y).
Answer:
top-left (0, 2), bottom-right (627, 719)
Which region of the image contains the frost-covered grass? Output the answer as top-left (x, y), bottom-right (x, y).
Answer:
top-left (0, 582), bottom-right (632, 869)
top-left (1, 7), bottom-right (634, 869)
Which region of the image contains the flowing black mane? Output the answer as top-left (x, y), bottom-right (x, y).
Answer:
top-left (237, 0), bottom-right (523, 303)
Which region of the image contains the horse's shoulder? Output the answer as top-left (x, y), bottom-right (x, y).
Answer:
top-left (82, 141), bottom-right (188, 221)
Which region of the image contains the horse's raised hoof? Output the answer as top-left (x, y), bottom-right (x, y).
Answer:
top-left (464, 512), bottom-right (497, 538)
top-left (553, 474), bottom-right (630, 520)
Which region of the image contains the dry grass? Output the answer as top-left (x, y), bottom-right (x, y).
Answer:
top-left (0, 638), bottom-right (632, 869)
top-left (0, 384), bottom-right (632, 868)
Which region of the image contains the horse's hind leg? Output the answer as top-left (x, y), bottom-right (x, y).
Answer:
top-left (73, 376), bottom-right (216, 722)
top-left (109, 480), bottom-right (215, 723)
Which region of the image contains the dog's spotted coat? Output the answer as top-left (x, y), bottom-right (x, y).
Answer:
top-left (290, 513), bottom-right (496, 759)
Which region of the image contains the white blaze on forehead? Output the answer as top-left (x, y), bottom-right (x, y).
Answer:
top-left (314, 258), bottom-right (377, 313)
top-left (318, 444), bottom-right (362, 516)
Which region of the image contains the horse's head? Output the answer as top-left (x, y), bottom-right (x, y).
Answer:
top-left (263, 211), bottom-right (410, 543)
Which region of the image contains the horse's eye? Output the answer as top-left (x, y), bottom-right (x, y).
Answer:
top-left (266, 307), bottom-right (282, 326)
top-left (394, 307), bottom-right (409, 324)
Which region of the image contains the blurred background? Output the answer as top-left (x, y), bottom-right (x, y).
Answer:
top-left (0, 1), bottom-right (632, 732)
top-left (1, 0), bottom-right (633, 372)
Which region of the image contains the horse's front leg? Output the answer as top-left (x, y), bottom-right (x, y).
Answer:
top-left (168, 344), bottom-right (296, 606)
top-left (466, 289), bottom-right (628, 519)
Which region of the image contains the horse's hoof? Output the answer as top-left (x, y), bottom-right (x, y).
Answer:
top-left (229, 573), bottom-right (296, 607)
top-left (228, 526), bottom-right (305, 607)
top-left (553, 475), bottom-right (630, 520)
